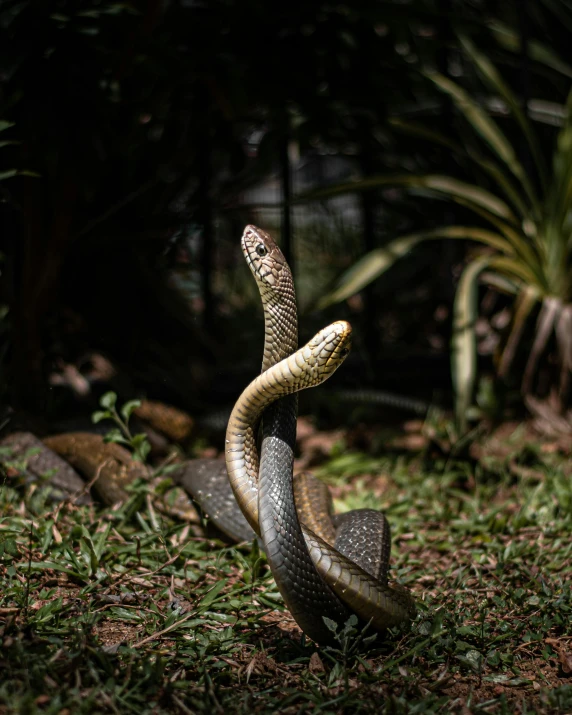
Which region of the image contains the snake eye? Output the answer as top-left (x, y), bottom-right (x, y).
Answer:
top-left (256, 244), bottom-right (268, 257)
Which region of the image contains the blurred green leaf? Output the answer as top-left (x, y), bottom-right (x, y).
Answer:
top-left (317, 226), bottom-right (513, 310)
top-left (120, 399), bottom-right (141, 422)
top-left (489, 21), bottom-right (572, 79)
top-left (103, 427), bottom-right (128, 445)
top-left (0, 538), bottom-right (18, 557)
top-left (498, 286), bottom-right (540, 377)
top-left (425, 72), bottom-right (537, 209)
top-left (389, 118), bottom-right (529, 218)
top-left (451, 256), bottom-right (492, 433)
top-left (458, 34), bottom-right (547, 192)
top-left (301, 174), bottom-right (519, 224)
top-left (99, 391), bottom-right (117, 410)
top-left (131, 433), bottom-right (151, 463)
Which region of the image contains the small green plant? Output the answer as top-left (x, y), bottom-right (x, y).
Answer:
top-left (92, 391), bottom-right (151, 463)
top-left (322, 614), bottom-right (377, 659)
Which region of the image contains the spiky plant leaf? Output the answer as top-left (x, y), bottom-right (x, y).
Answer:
top-left (459, 34), bottom-right (547, 191)
top-left (316, 227), bottom-right (514, 310)
top-left (452, 256), bottom-right (492, 432)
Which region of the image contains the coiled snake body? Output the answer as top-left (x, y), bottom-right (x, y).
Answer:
top-left (224, 226), bottom-right (415, 644)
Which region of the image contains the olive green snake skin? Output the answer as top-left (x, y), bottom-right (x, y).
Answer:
top-left (222, 226), bottom-right (415, 644)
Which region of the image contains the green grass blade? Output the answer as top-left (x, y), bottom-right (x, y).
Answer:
top-left (198, 579), bottom-right (229, 609)
top-left (452, 255), bottom-right (492, 432)
top-left (93, 523), bottom-right (112, 561)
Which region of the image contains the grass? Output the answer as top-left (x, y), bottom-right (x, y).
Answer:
top-left (1, 422), bottom-right (572, 714)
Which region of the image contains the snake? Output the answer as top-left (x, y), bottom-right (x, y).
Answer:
top-left (223, 226), bottom-right (415, 644)
top-left (0, 225), bottom-right (416, 644)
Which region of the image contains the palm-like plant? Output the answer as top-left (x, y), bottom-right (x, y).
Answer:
top-left (306, 37), bottom-right (572, 431)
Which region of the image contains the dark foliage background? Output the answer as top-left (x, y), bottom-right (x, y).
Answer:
top-left (1, 0), bottom-right (570, 425)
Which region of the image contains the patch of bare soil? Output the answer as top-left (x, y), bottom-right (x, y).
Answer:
top-left (96, 619), bottom-right (143, 647)
top-left (441, 655), bottom-right (569, 714)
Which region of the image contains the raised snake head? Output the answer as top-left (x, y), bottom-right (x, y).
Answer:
top-left (241, 225), bottom-right (293, 294)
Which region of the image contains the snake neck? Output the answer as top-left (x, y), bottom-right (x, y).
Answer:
top-left (260, 289), bottom-right (298, 372)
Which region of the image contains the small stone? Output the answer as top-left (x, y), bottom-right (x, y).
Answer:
top-left (309, 652), bottom-right (325, 674)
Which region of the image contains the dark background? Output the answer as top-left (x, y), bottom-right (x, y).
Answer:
top-left (1, 0), bottom-right (569, 429)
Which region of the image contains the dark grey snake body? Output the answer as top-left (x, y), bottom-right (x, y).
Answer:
top-left (177, 226), bottom-right (415, 643)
